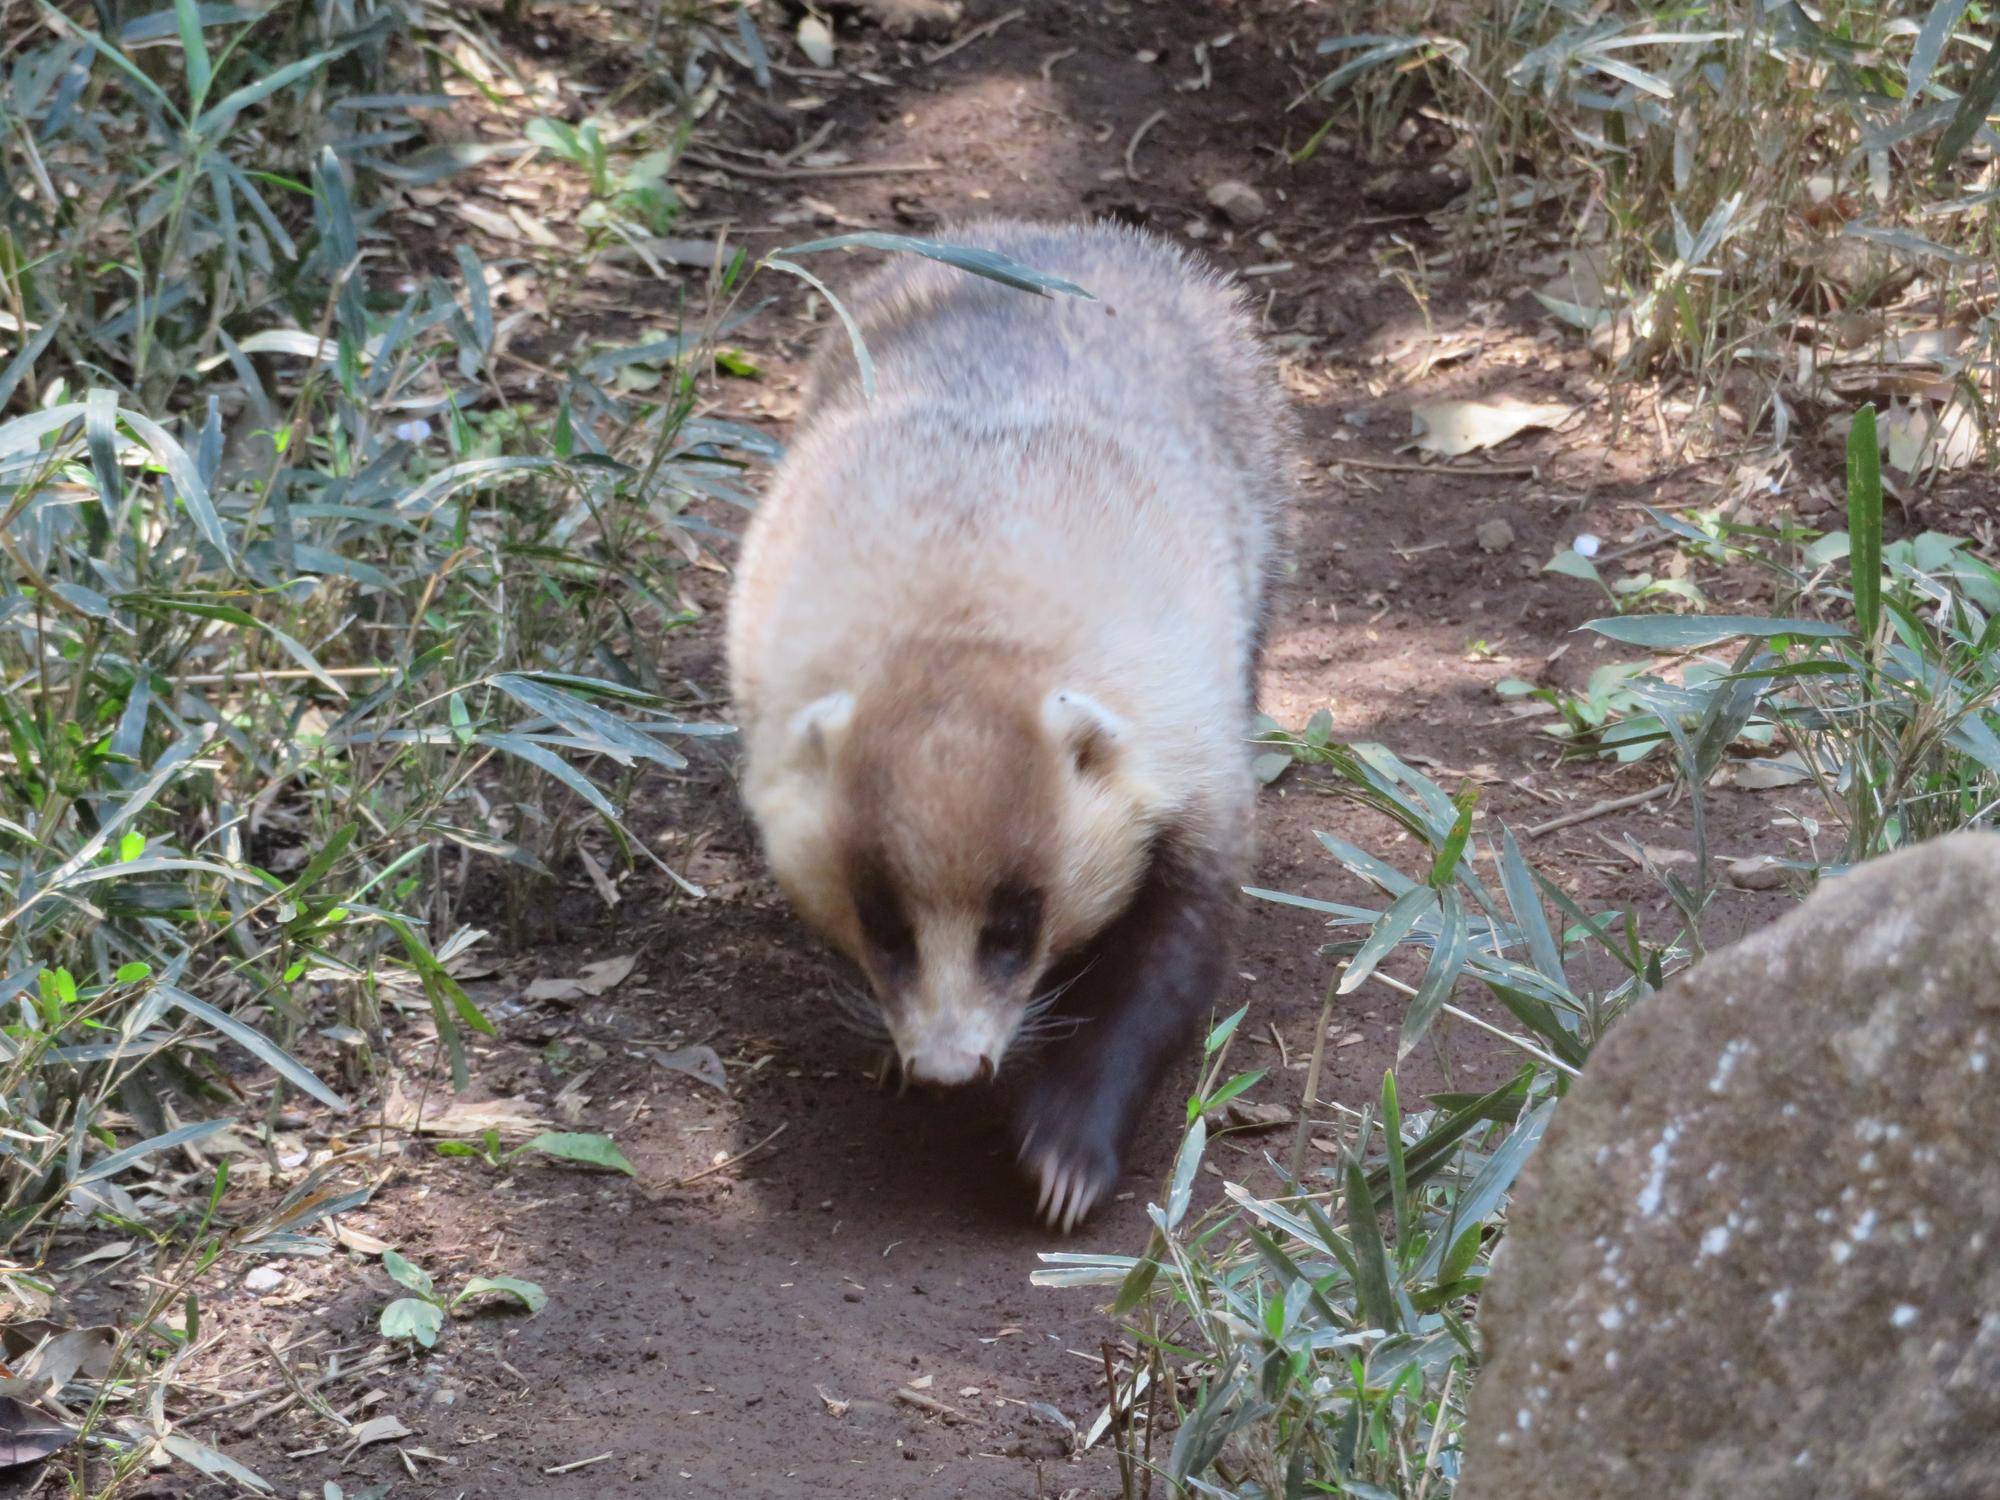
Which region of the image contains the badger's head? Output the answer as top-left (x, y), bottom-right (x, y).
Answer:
top-left (745, 651), bottom-right (1158, 1085)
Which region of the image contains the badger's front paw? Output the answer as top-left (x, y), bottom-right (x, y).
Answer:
top-left (1014, 1088), bottom-right (1123, 1233)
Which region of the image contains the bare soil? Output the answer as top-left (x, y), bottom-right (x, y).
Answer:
top-left (167, 2), bottom-right (1872, 1495)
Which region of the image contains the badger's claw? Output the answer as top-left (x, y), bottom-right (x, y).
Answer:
top-left (1028, 1149), bottom-right (1108, 1234)
top-left (1015, 1091), bottom-right (1122, 1233)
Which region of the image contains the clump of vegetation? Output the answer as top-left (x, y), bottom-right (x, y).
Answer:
top-left (377, 1248), bottom-right (545, 1350)
top-left (0, 0), bottom-right (766, 1484)
top-left (1062, 411), bottom-right (1997, 1494)
top-left (1307, 0), bottom-right (2000, 464)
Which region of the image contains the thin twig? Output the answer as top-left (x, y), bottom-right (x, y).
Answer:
top-left (1101, 1341), bottom-right (1136, 1500)
top-left (664, 1121), bottom-right (788, 1189)
top-left (1330, 454), bottom-right (1541, 478)
top-left (779, 118), bottom-right (838, 169)
top-left (923, 6), bottom-right (1024, 65)
top-left (895, 1386), bottom-right (966, 1422)
top-left (681, 149), bottom-right (943, 181)
top-left (187, 1343), bottom-right (407, 1430)
top-left (544, 1453), bottom-right (614, 1476)
top-left (1124, 108), bottom-right (1168, 182)
top-left (1345, 967), bottom-right (1583, 1078)
top-left (1413, 1362), bottom-right (1460, 1500)
top-left (1287, 977), bottom-right (1337, 1186)
top-left (1524, 782), bottom-right (1673, 838)
top-left (1039, 46), bottom-right (1077, 81)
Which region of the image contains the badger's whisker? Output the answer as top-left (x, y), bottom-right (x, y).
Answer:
top-left (1022, 965), bottom-right (1090, 1023)
top-left (828, 981), bottom-right (891, 1042)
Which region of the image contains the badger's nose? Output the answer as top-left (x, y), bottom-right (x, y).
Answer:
top-left (903, 1046), bottom-right (997, 1087)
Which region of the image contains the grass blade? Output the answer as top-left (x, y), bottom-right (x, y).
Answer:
top-left (1847, 403), bottom-right (1883, 647)
top-left (770, 231), bottom-right (1095, 299)
top-left (158, 986), bottom-right (348, 1112)
top-left (761, 257), bottom-right (875, 400)
top-left (1933, 32), bottom-right (2000, 170)
top-left (1399, 887), bottom-right (1469, 1058)
top-left (174, 0), bottom-right (214, 106)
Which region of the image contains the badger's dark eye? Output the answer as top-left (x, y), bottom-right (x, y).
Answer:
top-left (978, 883), bottom-right (1044, 979)
top-left (854, 869), bottom-right (916, 980)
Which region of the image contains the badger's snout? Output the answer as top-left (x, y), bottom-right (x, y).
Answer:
top-left (895, 1006), bottom-right (1010, 1088)
top-left (903, 1043), bottom-right (998, 1087)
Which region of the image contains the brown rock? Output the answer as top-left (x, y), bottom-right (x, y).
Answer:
top-left (1204, 179), bottom-right (1266, 227)
top-left (1461, 832), bottom-right (2000, 1500)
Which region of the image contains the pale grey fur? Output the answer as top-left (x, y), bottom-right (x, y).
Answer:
top-left (798, 217), bottom-right (1295, 648)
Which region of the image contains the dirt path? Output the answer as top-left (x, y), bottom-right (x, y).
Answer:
top-left (212, 4), bottom-right (1811, 1495)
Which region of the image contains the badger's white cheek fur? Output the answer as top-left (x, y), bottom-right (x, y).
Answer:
top-left (1047, 784), bottom-right (1156, 956)
top-left (745, 774), bottom-right (853, 951)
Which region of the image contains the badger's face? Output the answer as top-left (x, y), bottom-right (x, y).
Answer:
top-left (746, 670), bottom-right (1157, 1086)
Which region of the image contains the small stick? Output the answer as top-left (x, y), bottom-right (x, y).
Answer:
top-left (924, 6), bottom-right (1024, 65)
top-left (1124, 108), bottom-right (1167, 182)
top-left (664, 1121), bottom-right (788, 1189)
top-left (1039, 46), bottom-right (1078, 81)
top-left (1101, 1341), bottom-right (1135, 1500)
top-left (682, 149), bottom-right (943, 181)
top-left (1330, 454), bottom-right (1541, 478)
top-left (780, 118), bottom-right (838, 169)
top-left (895, 1386), bottom-right (966, 1422)
top-left (1524, 782), bottom-right (1672, 838)
top-left (1287, 977), bottom-right (1337, 1186)
top-left (544, 1453), bottom-right (613, 1476)
top-left (1344, 966), bottom-right (1582, 1078)
top-left (1413, 1362), bottom-right (1460, 1500)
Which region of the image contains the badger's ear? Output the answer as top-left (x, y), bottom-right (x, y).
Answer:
top-left (1043, 688), bottom-right (1127, 777)
top-left (783, 690), bottom-right (855, 772)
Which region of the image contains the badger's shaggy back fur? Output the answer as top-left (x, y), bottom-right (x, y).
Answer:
top-left (727, 219), bottom-right (1296, 1229)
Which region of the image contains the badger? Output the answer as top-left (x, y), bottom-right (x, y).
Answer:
top-left (726, 219), bottom-right (1294, 1230)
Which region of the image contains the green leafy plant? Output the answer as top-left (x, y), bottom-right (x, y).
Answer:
top-left (1575, 407), bottom-right (2000, 861)
top-left (436, 1128), bottom-right (637, 1175)
top-left (379, 1248), bottom-right (547, 1350)
top-left (1249, 708), bottom-right (1337, 784)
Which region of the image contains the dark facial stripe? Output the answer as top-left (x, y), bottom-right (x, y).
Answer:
top-left (978, 880), bottom-right (1044, 982)
top-left (850, 855), bottom-right (917, 985)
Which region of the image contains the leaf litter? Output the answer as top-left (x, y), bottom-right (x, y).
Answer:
top-left (1411, 396), bottom-right (1575, 457)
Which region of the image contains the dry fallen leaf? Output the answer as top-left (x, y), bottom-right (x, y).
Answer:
top-left (526, 954), bottom-right (638, 1003)
top-left (343, 1414), bottom-right (416, 1455)
top-left (334, 1221), bottom-right (393, 1257)
top-left (815, 1385), bottom-right (850, 1418)
top-left (1411, 396), bottom-right (1573, 458)
top-left (0, 1396), bottom-right (76, 1469)
top-left (382, 1080), bottom-right (548, 1139)
top-left (655, 1045), bottom-right (728, 1092)
top-left (0, 1326), bottom-right (115, 1401)
top-left (577, 955), bottom-right (637, 992)
top-left (1723, 752), bottom-right (1810, 790)
top-left (1883, 399), bottom-right (1982, 474)
top-left (1225, 1100), bottom-right (1292, 1131)
top-left (796, 16), bottom-right (836, 66)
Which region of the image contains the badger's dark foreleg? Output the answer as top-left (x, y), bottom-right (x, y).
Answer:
top-left (1013, 835), bottom-right (1238, 1232)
